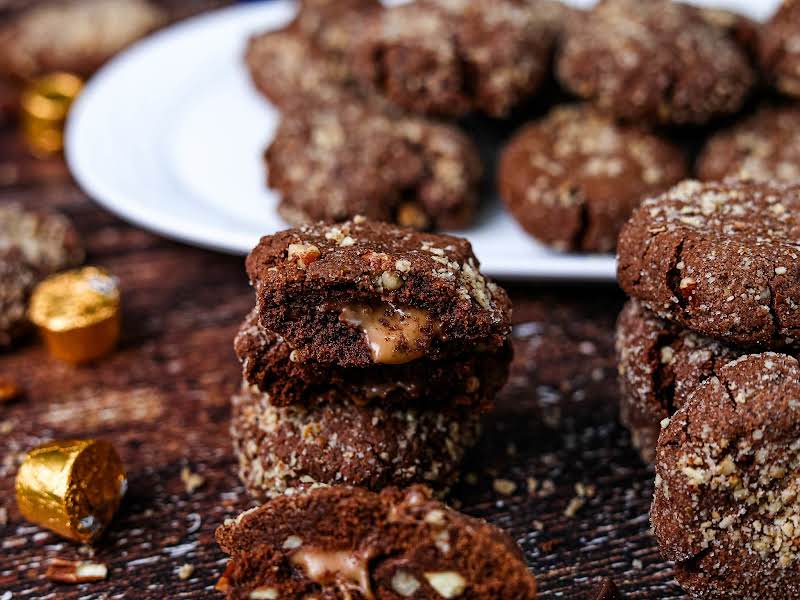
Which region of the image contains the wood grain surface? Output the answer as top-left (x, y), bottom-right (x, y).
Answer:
top-left (0, 3), bottom-right (686, 598)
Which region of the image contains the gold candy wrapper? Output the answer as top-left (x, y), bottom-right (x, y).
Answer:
top-left (20, 72), bottom-right (83, 155)
top-left (15, 439), bottom-right (127, 543)
top-left (28, 266), bottom-right (121, 364)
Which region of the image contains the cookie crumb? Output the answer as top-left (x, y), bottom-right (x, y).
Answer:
top-left (180, 466), bottom-right (205, 494)
top-left (564, 497), bottom-right (585, 518)
top-left (176, 563), bottom-right (194, 580)
top-left (493, 478), bottom-right (517, 496)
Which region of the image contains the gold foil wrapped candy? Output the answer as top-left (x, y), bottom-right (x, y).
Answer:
top-left (16, 439), bottom-right (127, 543)
top-left (19, 72), bottom-right (83, 155)
top-left (28, 266), bottom-right (121, 364)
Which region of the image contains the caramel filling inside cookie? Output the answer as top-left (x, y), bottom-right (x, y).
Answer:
top-left (290, 547), bottom-right (372, 598)
top-left (340, 303), bottom-right (436, 365)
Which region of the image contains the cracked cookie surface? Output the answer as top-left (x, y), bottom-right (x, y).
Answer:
top-left (652, 353), bottom-right (800, 599)
top-left (498, 104), bottom-right (687, 253)
top-left (617, 179), bottom-right (800, 349)
top-left (615, 299), bottom-right (744, 463)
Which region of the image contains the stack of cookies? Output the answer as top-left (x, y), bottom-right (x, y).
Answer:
top-left (233, 218), bottom-right (512, 499)
top-left (615, 178), bottom-right (800, 597)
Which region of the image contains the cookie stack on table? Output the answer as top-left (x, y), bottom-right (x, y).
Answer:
top-left (615, 178), bottom-right (800, 598)
top-left (232, 217), bottom-right (512, 500)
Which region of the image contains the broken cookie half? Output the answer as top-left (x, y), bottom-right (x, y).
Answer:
top-left (215, 485), bottom-right (538, 599)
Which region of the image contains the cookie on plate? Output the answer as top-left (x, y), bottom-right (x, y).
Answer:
top-left (617, 179), bottom-right (800, 349)
top-left (761, 0), bottom-right (800, 98)
top-left (245, 219), bottom-right (511, 367)
top-left (289, 0), bottom-right (381, 59)
top-left (245, 28), bottom-right (355, 110)
top-left (216, 485), bottom-right (539, 599)
top-left (0, 0), bottom-right (165, 80)
top-left (231, 383), bottom-right (481, 499)
top-left (498, 104), bottom-right (687, 252)
top-left (652, 353), bottom-right (800, 599)
top-left (351, 0), bottom-right (564, 118)
top-left (245, 0), bottom-right (383, 110)
top-left (557, 0), bottom-right (755, 125)
top-left (266, 100), bottom-right (482, 229)
top-left (698, 105), bottom-right (800, 183)
top-left (615, 299), bottom-right (742, 464)
top-left (235, 308), bottom-right (510, 410)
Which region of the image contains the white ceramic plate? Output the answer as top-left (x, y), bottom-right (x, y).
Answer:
top-left (65, 0), bottom-right (778, 280)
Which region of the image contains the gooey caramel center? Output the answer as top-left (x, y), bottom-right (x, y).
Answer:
top-left (340, 303), bottom-right (434, 365)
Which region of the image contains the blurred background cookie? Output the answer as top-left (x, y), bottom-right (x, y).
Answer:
top-left (557, 0), bottom-right (755, 125)
top-left (498, 104), bottom-right (687, 252)
top-left (351, 0), bottom-right (564, 118)
top-left (761, 0), bottom-right (800, 97)
top-left (0, 203), bottom-right (84, 347)
top-left (0, 249), bottom-right (36, 348)
top-left (0, 0), bottom-right (165, 81)
top-left (698, 104), bottom-right (800, 182)
top-left (0, 202), bottom-right (83, 274)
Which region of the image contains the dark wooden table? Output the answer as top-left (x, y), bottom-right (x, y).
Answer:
top-left (0, 6), bottom-right (687, 599)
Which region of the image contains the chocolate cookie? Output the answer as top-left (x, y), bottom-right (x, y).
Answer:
top-left (246, 219), bottom-right (511, 367)
top-left (235, 309), bottom-right (510, 410)
top-left (557, 0), bottom-right (755, 125)
top-left (498, 105), bottom-right (687, 252)
top-left (617, 179), bottom-right (800, 349)
top-left (216, 485), bottom-right (538, 599)
top-left (245, 0), bottom-right (384, 110)
top-left (351, 0), bottom-right (563, 118)
top-left (245, 28), bottom-right (355, 110)
top-left (231, 383), bottom-right (480, 499)
top-left (615, 300), bottom-right (742, 464)
top-left (290, 0), bottom-right (381, 59)
top-left (698, 105), bottom-right (800, 182)
top-left (0, 203), bottom-right (84, 275)
top-left (0, 203), bottom-right (84, 348)
top-left (761, 0), bottom-right (800, 98)
top-left (266, 100), bottom-right (482, 229)
top-left (652, 353), bottom-right (800, 599)
top-left (0, 249), bottom-right (36, 348)
top-left (0, 0), bottom-right (165, 80)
